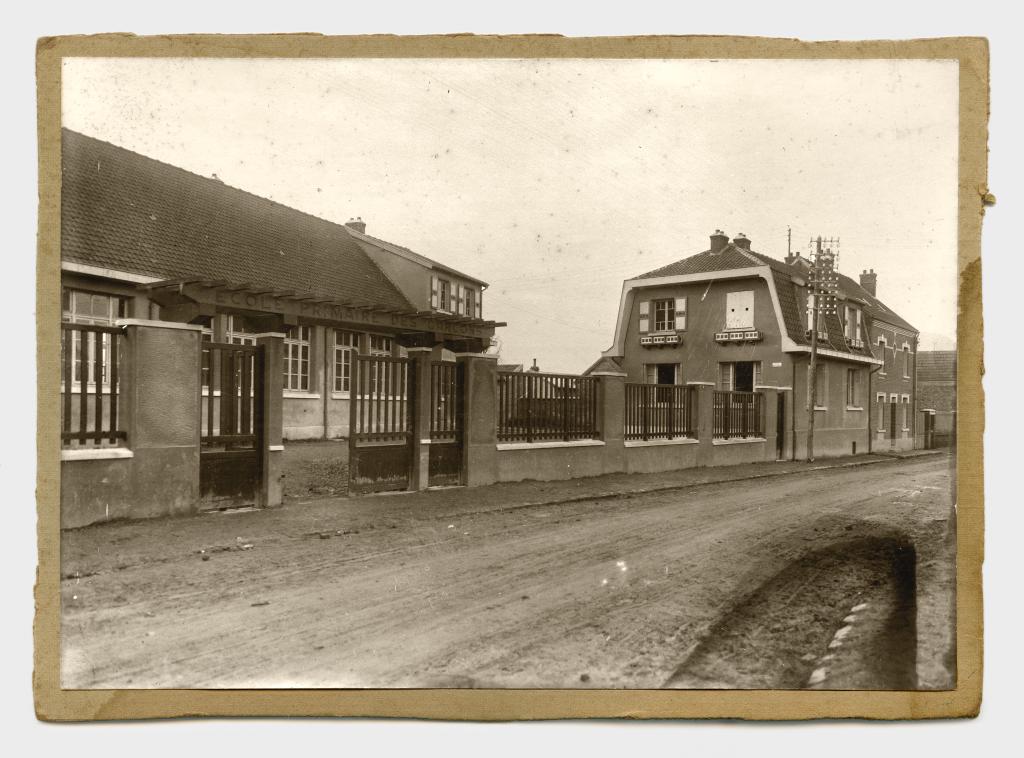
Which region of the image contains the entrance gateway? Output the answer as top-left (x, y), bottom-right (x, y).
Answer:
top-left (199, 341), bottom-right (265, 506)
top-left (348, 354), bottom-right (466, 494)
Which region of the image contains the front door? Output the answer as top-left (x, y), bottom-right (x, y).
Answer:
top-left (200, 341), bottom-right (264, 507)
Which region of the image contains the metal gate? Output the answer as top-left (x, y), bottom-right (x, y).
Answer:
top-left (349, 354), bottom-right (414, 494)
top-left (200, 341), bottom-right (264, 506)
top-left (428, 361), bottom-right (465, 487)
top-left (776, 392), bottom-right (786, 459)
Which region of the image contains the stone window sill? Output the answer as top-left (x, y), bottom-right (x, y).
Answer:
top-left (712, 437), bottom-right (766, 445)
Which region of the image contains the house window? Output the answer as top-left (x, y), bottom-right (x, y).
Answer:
top-left (61, 288), bottom-right (128, 385)
top-left (464, 287), bottom-right (476, 318)
top-left (902, 346), bottom-right (911, 379)
top-left (283, 325), bottom-right (311, 391)
top-left (333, 330), bottom-right (358, 393)
top-left (901, 394), bottom-right (910, 430)
top-left (726, 290), bottom-right (754, 330)
top-left (876, 392), bottom-right (886, 431)
top-left (653, 299), bottom-right (675, 332)
top-left (846, 368), bottom-right (861, 407)
top-left (844, 306), bottom-right (863, 343)
top-left (808, 363), bottom-right (828, 408)
top-left (438, 278), bottom-right (452, 312)
top-left (720, 361), bottom-right (761, 393)
top-left (878, 336), bottom-right (888, 375)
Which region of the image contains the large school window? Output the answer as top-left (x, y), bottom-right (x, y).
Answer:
top-left (333, 330), bottom-right (358, 393)
top-left (225, 315), bottom-right (257, 345)
top-left (61, 288), bottom-right (128, 386)
top-left (283, 326), bottom-right (311, 391)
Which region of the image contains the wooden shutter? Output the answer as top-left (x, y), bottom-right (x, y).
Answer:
top-left (430, 275), bottom-right (439, 309)
top-left (719, 363), bottom-right (732, 391)
top-left (754, 361), bottom-right (762, 388)
top-left (674, 296), bottom-right (687, 331)
top-left (638, 300), bottom-right (650, 334)
top-left (455, 283), bottom-right (463, 314)
top-left (476, 289), bottom-right (482, 319)
top-left (645, 364), bottom-right (657, 385)
top-left (726, 291), bottom-right (754, 329)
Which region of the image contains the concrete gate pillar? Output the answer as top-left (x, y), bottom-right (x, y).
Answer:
top-left (592, 369), bottom-right (627, 474)
top-left (408, 346), bottom-right (441, 491)
top-left (256, 332), bottom-right (285, 508)
top-left (688, 382), bottom-right (716, 466)
top-left (456, 353), bottom-right (499, 486)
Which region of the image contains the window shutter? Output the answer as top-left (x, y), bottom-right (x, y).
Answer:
top-left (754, 361), bottom-right (762, 388)
top-left (719, 363), bottom-right (732, 391)
top-left (645, 364), bottom-right (657, 385)
top-left (455, 283), bottom-right (463, 314)
top-left (476, 289), bottom-right (482, 319)
top-left (674, 296), bottom-right (687, 331)
top-left (430, 275), bottom-right (439, 309)
top-left (638, 300), bottom-right (650, 334)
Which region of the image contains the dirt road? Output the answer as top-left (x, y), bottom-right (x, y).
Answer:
top-left (60, 454), bottom-right (955, 690)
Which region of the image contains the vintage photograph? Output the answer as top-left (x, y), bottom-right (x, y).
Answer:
top-left (55, 54), bottom-right (959, 692)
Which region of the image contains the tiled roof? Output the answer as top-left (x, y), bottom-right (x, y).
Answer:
top-left (633, 243), bottom-right (916, 359)
top-left (637, 246), bottom-right (759, 278)
top-left (61, 129), bottom-right (412, 310)
top-left (346, 227), bottom-right (488, 286)
top-left (917, 350), bottom-right (957, 383)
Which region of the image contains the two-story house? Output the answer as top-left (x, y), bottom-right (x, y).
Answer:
top-left (60, 128), bottom-right (500, 441)
top-left (600, 230), bottom-right (918, 458)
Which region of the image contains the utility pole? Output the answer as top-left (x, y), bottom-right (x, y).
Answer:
top-left (806, 236), bottom-right (839, 461)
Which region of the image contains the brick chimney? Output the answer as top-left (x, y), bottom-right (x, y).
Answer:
top-left (860, 268), bottom-right (877, 296)
top-left (345, 217), bottom-right (366, 234)
top-left (732, 233), bottom-right (751, 250)
top-left (709, 229), bottom-right (729, 255)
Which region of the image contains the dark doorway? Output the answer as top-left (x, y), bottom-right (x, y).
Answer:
top-left (734, 361), bottom-right (755, 392)
top-left (776, 392), bottom-right (786, 460)
top-left (656, 363), bottom-right (677, 385)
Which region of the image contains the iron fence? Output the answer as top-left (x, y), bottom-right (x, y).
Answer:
top-left (60, 322), bottom-right (126, 447)
top-left (497, 371), bottom-right (599, 443)
top-left (624, 383), bottom-right (696, 441)
top-left (712, 390), bottom-right (764, 439)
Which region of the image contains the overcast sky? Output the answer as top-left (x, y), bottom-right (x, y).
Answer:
top-left (63, 57), bottom-right (958, 371)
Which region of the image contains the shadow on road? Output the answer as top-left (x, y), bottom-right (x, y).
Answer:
top-left (664, 532), bottom-right (918, 690)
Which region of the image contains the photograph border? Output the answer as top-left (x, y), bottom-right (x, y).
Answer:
top-left (34, 33), bottom-right (987, 721)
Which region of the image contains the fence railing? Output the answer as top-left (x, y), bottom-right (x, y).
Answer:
top-left (430, 362), bottom-right (461, 442)
top-left (351, 355), bottom-right (414, 444)
top-left (497, 371), bottom-right (599, 443)
top-left (60, 322), bottom-right (127, 447)
top-left (712, 390), bottom-right (764, 439)
top-left (625, 383), bottom-right (696, 441)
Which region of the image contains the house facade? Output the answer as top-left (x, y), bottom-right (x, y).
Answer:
top-left (916, 350), bottom-right (956, 447)
top-left (601, 230), bottom-right (919, 458)
top-left (60, 129), bottom-right (501, 442)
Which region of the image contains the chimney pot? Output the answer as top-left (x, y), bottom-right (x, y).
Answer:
top-left (345, 217), bottom-right (367, 234)
top-left (732, 233), bottom-right (751, 250)
top-left (859, 268), bottom-right (878, 297)
top-left (710, 229), bottom-right (729, 255)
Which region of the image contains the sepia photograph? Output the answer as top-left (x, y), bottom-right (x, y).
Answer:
top-left (44, 43), bottom-right (970, 704)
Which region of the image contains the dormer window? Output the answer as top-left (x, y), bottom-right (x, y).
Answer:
top-left (438, 278), bottom-right (452, 311)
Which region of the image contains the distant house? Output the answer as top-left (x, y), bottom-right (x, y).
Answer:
top-left (60, 128), bottom-right (500, 442)
top-left (916, 350), bottom-right (956, 446)
top-left (601, 230), bottom-right (919, 458)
